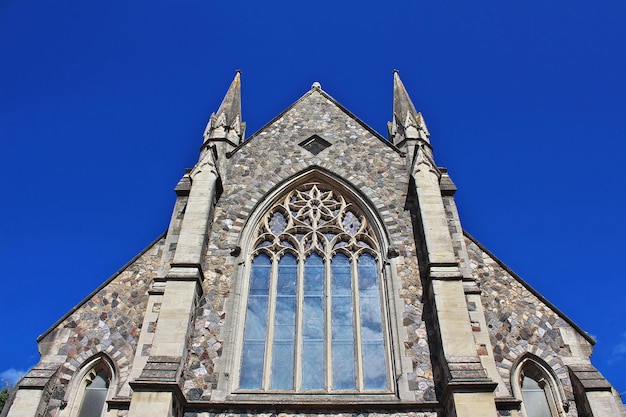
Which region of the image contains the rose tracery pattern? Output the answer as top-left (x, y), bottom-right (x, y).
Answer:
top-left (253, 183), bottom-right (378, 257)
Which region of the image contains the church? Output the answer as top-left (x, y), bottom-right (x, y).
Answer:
top-left (4, 72), bottom-right (624, 417)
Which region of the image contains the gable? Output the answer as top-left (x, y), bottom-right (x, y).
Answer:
top-left (230, 87), bottom-right (401, 158)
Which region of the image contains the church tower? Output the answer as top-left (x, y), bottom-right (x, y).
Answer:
top-left (4, 73), bottom-right (624, 417)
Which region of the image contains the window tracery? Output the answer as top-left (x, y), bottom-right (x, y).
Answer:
top-left (240, 183), bottom-right (389, 392)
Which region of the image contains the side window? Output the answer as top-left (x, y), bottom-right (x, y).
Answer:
top-left (515, 358), bottom-right (564, 417)
top-left (239, 183), bottom-right (390, 392)
top-left (62, 357), bottom-right (114, 417)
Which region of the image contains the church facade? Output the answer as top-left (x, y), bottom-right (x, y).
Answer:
top-left (4, 72), bottom-right (624, 417)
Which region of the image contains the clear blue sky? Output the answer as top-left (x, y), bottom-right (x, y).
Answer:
top-left (1, 0), bottom-right (625, 400)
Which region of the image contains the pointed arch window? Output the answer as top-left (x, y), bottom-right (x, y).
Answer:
top-left (514, 357), bottom-right (565, 417)
top-left (62, 357), bottom-right (114, 417)
top-left (240, 183), bottom-right (390, 392)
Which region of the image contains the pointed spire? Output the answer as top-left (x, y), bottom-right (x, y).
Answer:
top-left (388, 70), bottom-right (430, 147)
top-left (204, 70), bottom-right (246, 144)
top-left (216, 70), bottom-right (242, 126)
top-left (393, 70), bottom-right (418, 124)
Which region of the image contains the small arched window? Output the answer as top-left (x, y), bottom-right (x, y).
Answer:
top-left (239, 183), bottom-right (390, 392)
top-left (515, 357), bottom-right (565, 417)
top-left (62, 357), bottom-right (114, 417)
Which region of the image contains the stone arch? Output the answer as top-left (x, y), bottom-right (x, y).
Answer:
top-left (59, 345), bottom-right (131, 388)
top-left (497, 343), bottom-right (572, 397)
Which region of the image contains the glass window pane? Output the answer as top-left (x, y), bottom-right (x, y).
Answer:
top-left (303, 254), bottom-right (325, 339)
top-left (331, 254), bottom-right (355, 389)
top-left (357, 253), bottom-right (387, 389)
top-left (302, 341), bottom-right (325, 390)
top-left (304, 253), bottom-right (324, 294)
top-left (77, 372), bottom-right (108, 417)
top-left (241, 254), bottom-right (271, 389)
top-left (303, 296), bottom-right (324, 339)
top-left (276, 254), bottom-right (297, 295)
top-left (88, 372), bottom-right (108, 389)
top-left (244, 296), bottom-right (269, 340)
top-left (358, 254), bottom-right (383, 340)
top-left (269, 211), bottom-right (287, 235)
top-left (521, 376), bottom-right (553, 417)
top-left (357, 253), bottom-right (378, 294)
top-left (271, 254), bottom-right (297, 390)
top-left (274, 296), bottom-right (296, 339)
top-left (332, 253), bottom-right (351, 295)
top-left (331, 298), bottom-right (354, 340)
top-left (362, 342), bottom-right (387, 389)
top-left (240, 342), bottom-right (266, 388)
top-left (250, 253), bottom-right (271, 294)
top-left (332, 341), bottom-right (356, 390)
top-left (271, 341), bottom-right (295, 390)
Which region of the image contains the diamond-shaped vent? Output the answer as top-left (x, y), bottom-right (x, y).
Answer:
top-left (299, 135), bottom-right (331, 155)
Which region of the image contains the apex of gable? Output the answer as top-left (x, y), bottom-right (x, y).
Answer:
top-left (229, 78), bottom-right (399, 158)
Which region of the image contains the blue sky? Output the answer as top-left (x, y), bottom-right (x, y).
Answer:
top-left (1, 0), bottom-right (625, 400)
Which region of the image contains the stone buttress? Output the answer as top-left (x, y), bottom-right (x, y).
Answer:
top-left (126, 72), bottom-right (244, 417)
top-left (389, 71), bottom-right (499, 417)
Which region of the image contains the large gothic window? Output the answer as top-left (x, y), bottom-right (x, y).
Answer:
top-left (240, 183), bottom-right (389, 392)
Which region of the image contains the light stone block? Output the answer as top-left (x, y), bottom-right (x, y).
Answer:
top-left (128, 391), bottom-right (173, 417)
top-left (152, 280), bottom-right (198, 357)
top-left (432, 279), bottom-right (475, 357)
top-left (5, 389), bottom-right (43, 417)
top-left (452, 391), bottom-right (498, 417)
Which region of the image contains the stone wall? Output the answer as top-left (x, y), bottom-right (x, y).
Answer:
top-left (184, 413), bottom-right (437, 417)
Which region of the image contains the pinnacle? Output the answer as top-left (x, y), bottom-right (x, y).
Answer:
top-left (390, 71), bottom-right (430, 146)
top-left (204, 71), bottom-right (245, 143)
top-left (393, 71), bottom-right (419, 122)
top-left (216, 71), bottom-right (242, 125)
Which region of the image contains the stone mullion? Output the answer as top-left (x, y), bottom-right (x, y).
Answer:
top-left (324, 254), bottom-right (332, 391)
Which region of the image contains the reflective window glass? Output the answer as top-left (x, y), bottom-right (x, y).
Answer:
top-left (77, 371), bottom-right (109, 417)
